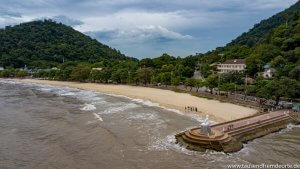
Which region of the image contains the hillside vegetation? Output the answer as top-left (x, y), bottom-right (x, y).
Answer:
top-left (0, 20), bottom-right (132, 68)
top-left (196, 0), bottom-right (300, 78)
top-left (227, 1), bottom-right (300, 47)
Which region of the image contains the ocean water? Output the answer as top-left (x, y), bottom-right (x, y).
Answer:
top-left (0, 80), bottom-right (299, 169)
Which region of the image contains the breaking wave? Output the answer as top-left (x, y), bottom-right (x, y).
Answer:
top-left (93, 113), bottom-right (103, 122)
top-left (80, 104), bottom-right (97, 111)
top-left (100, 103), bottom-right (139, 114)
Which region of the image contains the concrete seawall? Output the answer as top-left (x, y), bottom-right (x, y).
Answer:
top-left (176, 110), bottom-right (300, 153)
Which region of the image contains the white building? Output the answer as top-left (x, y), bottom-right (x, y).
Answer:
top-left (217, 59), bottom-right (246, 73)
top-left (92, 68), bottom-right (103, 71)
top-left (261, 65), bottom-right (275, 78)
top-left (0, 66), bottom-right (4, 71)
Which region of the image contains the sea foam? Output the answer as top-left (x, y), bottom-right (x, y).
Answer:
top-left (80, 104), bottom-right (96, 111)
top-left (100, 103), bottom-right (139, 114)
top-left (148, 128), bottom-right (197, 155)
top-left (105, 93), bottom-right (210, 123)
top-left (93, 113), bottom-right (103, 122)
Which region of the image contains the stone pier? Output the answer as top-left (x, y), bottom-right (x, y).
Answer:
top-left (176, 110), bottom-right (300, 153)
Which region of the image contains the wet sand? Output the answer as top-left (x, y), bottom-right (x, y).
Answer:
top-left (15, 79), bottom-right (257, 122)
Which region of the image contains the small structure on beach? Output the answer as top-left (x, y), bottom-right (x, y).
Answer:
top-left (176, 110), bottom-right (300, 153)
top-left (292, 104), bottom-right (300, 112)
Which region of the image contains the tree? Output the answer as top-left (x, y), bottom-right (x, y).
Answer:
top-left (198, 63), bottom-right (211, 78)
top-left (137, 68), bottom-right (153, 85)
top-left (127, 71), bottom-right (137, 84)
top-left (270, 55), bottom-right (286, 68)
top-left (257, 77), bottom-right (300, 105)
top-left (246, 44), bottom-right (281, 75)
top-left (140, 58), bottom-right (154, 68)
top-left (195, 79), bottom-right (205, 92)
top-left (151, 74), bottom-right (161, 85)
top-left (57, 66), bottom-right (73, 80)
top-left (204, 74), bottom-right (219, 94)
top-left (161, 72), bottom-right (172, 87)
top-left (152, 53), bottom-right (175, 68)
top-left (101, 69), bottom-right (112, 83)
top-left (70, 66), bottom-right (91, 82)
top-left (0, 68), bottom-right (16, 77)
top-left (245, 55), bottom-right (263, 76)
top-left (15, 71), bottom-right (28, 78)
top-left (90, 69), bottom-right (103, 82)
top-left (281, 34), bottom-right (300, 51)
top-left (252, 44), bottom-right (281, 63)
top-left (222, 72), bottom-right (244, 85)
top-left (111, 69), bottom-right (129, 84)
top-left (185, 78), bottom-right (197, 91)
top-left (173, 64), bottom-right (184, 77)
top-left (289, 66), bottom-right (300, 81)
top-left (243, 85), bottom-right (256, 100)
top-left (223, 45), bottom-right (251, 60)
top-left (219, 83), bottom-right (236, 97)
top-left (161, 64), bottom-right (174, 72)
top-left (182, 67), bottom-right (194, 77)
top-left (171, 76), bottom-right (181, 88)
top-left (36, 70), bottom-right (49, 78)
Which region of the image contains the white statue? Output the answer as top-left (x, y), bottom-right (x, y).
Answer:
top-left (201, 115), bottom-right (210, 126)
top-left (200, 115), bottom-right (213, 136)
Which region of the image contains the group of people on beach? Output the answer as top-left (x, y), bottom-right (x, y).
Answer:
top-left (185, 106), bottom-right (198, 112)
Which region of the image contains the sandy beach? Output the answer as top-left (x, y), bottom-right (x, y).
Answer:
top-left (14, 79), bottom-right (257, 122)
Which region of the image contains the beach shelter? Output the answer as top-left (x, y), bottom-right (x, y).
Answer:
top-left (292, 104), bottom-right (300, 112)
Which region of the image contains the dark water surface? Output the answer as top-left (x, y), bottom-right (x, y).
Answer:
top-left (0, 80), bottom-right (299, 169)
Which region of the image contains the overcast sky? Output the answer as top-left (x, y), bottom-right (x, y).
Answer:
top-left (0, 0), bottom-right (298, 58)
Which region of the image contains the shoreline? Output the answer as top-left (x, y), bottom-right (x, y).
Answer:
top-left (4, 78), bottom-right (258, 123)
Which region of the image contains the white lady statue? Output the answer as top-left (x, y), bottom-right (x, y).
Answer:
top-left (200, 115), bottom-right (213, 136)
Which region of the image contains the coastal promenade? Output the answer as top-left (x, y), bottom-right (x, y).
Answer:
top-left (176, 110), bottom-right (300, 153)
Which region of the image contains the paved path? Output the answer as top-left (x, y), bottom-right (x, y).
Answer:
top-left (212, 110), bottom-right (289, 133)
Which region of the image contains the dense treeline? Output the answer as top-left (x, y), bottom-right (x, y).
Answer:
top-left (30, 53), bottom-right (196, 85)
top-left (0, 20), bottom-right (135, 68)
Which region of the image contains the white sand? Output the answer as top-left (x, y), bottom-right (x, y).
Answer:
top-left (16, 79), bottom-right (258, 123)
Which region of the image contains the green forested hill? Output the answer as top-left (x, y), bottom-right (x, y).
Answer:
top-left (226, 0), bottom-right (300, 48)
top-left (0, 20), bottom-right (133, 68)
top-left (195, 1), bottom-right (300, 79)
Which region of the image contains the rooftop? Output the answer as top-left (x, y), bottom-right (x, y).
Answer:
top-left (221, 59), bottom-right (245, 65)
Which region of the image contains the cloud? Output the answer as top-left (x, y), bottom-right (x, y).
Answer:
top-left (0, 7), bottom-right (26, 28)
top-left (34, 15), bottom-right (83, 26)
top-left (0, 7), bottom-right (22, 18)
top-left (86, 25), bottom-right (195, 58)
top-left (51, 15), bottom-right (83, 26)
top-left (87, 25), bottom-right (192, 43)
